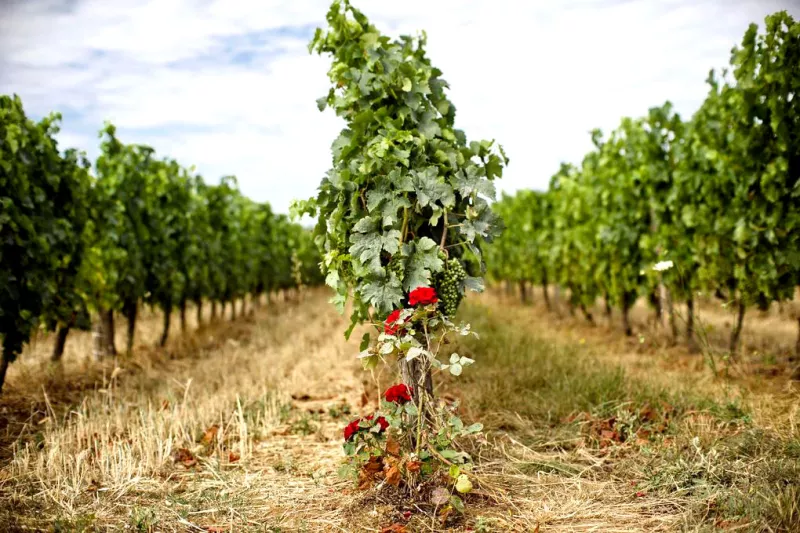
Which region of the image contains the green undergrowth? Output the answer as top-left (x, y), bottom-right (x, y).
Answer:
top-left (451, 301), bottom-right (800, 532)
top-left (452, 303), bottom-right (747, 442)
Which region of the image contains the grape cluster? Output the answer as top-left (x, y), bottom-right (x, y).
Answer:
top-left (387, 254), bottom-right (405, 280)
top-left (434, 258), bottom-right (467, 316)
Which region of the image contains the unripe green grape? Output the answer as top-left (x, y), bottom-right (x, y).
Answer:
top-left (432, 258), bottom-right (466, 317)
top-left (387, 254), bottom-right (405, 279)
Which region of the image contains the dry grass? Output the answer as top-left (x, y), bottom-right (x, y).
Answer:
top-left (1, 288), bottom-right (798, 531)
top-left (462, 291), bottom-right (800, 532)
top-left (484, 286), bottom-right (800, 391)
top-left (0, 290), bottom-right (371, 531)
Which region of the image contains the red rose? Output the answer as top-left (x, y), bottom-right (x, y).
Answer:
top-left (408, 286), bottom-right (438, 306)
top-left (344, 418), bottom-right (361, 441)
top-left (344, 414), bottom-right (389, 441)
top-left (384, 383), bottom-right (413, 404)
top-left (364, 414), bottom-right (390, 432)
top-left (384, 309), bottom-right (407, 335)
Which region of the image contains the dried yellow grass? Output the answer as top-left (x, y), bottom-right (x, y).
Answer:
top-left (3, 288), bottom-right (795, 531)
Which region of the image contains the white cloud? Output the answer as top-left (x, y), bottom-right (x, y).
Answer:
top-left (1, 0), bottom-right (797, 214)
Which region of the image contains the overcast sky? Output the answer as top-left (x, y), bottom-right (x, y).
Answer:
top-left (1, 0), bottom-right (798, 214)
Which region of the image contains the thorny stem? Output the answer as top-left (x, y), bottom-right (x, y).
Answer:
top-left (416, 320), bottom-right (432, 456)
top-left (416, 388), bottom-right (425, 456)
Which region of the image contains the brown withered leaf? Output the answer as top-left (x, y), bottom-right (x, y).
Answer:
top-left (172, 448), bottom-right (197, 467)
top-left (639, 405), bottom-right (657, 422)
top-left (385, 436), bottom-right (401, 457)
top-left (600, 429), bottom-right (618, 440)
top-left (599, 429), bottom-right (621, 447)
top-left (201, 424), bottom-right (219, 445)
top-left (161, 399), bottom-right (170, 411)
top-left (357, 469), bottom-right (374, 491)
top-left (228, 451), bottom-right (240, 463)
top-left (385, 465), bottom-right (401, 487)
top-left (364, 455), bottom-right (383, 473)
top-left (406, 460), bottom-right (421, 473)
top-left (380, 524), bottom-right (407, 533)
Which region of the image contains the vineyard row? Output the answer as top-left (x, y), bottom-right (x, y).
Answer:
top-left (0, 95), bottom-right (324, 392)
top-left (487, 11), bottom-right (800, 357)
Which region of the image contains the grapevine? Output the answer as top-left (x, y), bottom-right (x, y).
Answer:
top-left (0, 96), bottom-right (323, 392)
top-left (486, 10), bottom-right (800, 358)
top-left (293, 0), bottom-right (507, 518)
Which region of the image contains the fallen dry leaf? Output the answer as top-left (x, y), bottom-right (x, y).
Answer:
top-left (228, 451), bottom-right (240, 463)
top-left (201, 424), bottom-right (219, 445)
top-left (385, 464), bottom-right (401, 487)
top-left (172, 448), bottom-right (197, 468)
top-left (385, 436), bottom-right (401, 456)
top-left (380, 524), bottom-right (407, 533)
top-left (357, 469), bottom-right (374, 490)
top-left (364, 455), bottom-right (383, 473)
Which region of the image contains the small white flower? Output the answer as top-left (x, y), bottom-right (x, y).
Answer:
top-left (653, 260), bottom-right (674, 272)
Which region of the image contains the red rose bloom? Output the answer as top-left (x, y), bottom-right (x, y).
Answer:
top-left (384, 309), bottom-right (406, 335)
top-left (366, 414), bottom-right (390, 431)
top-left (384, 383), bottom-right (413, 404)
top-left (344, 414), bottom-right (389, 441)
top-left (408, 287), bottom-right (438, 306)
top-left (344, 418), bottom-right (361, 441)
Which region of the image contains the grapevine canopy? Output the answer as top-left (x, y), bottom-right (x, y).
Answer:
top-left (293, 0), bottom-right (508, 336)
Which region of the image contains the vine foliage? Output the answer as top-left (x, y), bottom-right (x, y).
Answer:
top-left (294, 0), bottom-right (507, 337)
top-left (294, 0), bottom-right (507, 517)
